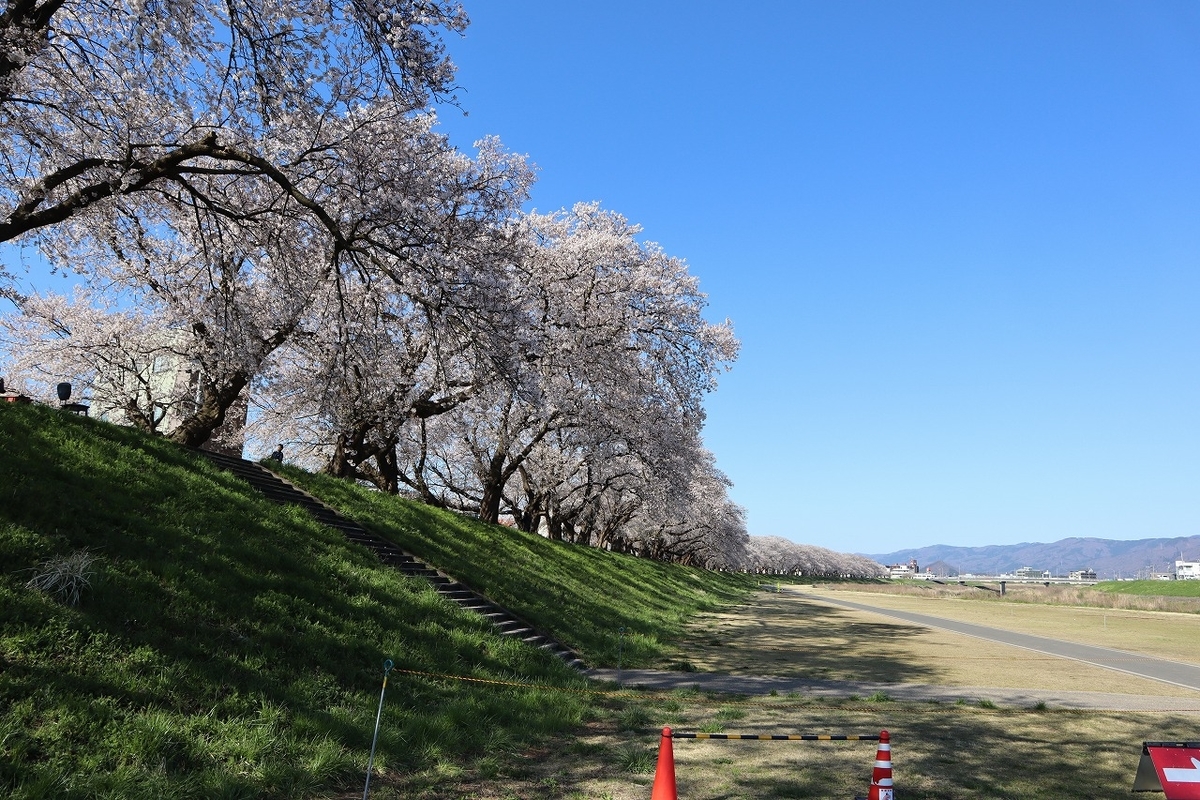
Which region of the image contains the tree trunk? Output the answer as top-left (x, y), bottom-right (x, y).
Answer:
top-left (373, 445), bottom-right (400, 494)
top-left (478, 477), bottom-right (503, 525)
top-left (477, 448), bottom-right (508, 524)
top-left (168, 371), bottom-right (248, 449)
top-left (325, 430), bottom-right (360, 479)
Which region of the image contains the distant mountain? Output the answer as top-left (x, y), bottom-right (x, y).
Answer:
top-left (866, 535), bottom-right (1200, 579)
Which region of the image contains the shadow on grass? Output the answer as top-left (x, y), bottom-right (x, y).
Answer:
top-left (275, 464), bottom-right (762, 668)
top-left (670, 706), bottom-right (1196, 800)
top-left (680, 593), bottom-right (944, 685)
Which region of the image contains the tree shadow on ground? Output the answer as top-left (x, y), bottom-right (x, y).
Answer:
top-left (678, 593), bottom-right (945, 685)
top-left (696, 706), bottom-right (1199, 800)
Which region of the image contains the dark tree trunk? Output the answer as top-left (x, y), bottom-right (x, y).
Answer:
top-left (478, 476), bottom-right (503, 524)
top-left (169, 371), bottom-right (248, 448)
top-left (325, 429), bottom-right (361, 479)
top-left (373, 445), bottom-right (400, 494)
top-left (476, 448), bottom-right (507, 524)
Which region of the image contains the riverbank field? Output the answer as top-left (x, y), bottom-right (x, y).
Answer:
top-left (676, 586), bottom-right (1200, 694)
top-left (4, 404), bottom-right (1198, 798)
top-left (394, 582), bottom-right (1200, 797)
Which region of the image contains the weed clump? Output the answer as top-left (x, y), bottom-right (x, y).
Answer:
top-left (615, 743), bottom-right (654, 773)
top-left (24, 549), bottom-right (95, 605)
top-left (617, 705), bottom-right (651, 732)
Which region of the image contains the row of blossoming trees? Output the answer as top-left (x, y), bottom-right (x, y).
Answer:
top-left (0, 0), bottom-right (882, 576)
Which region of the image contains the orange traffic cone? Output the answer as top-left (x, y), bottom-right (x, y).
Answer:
top-left (866, 730), bottom-right (893, 800)
top-left (650, 726), bottom-right (677, 800)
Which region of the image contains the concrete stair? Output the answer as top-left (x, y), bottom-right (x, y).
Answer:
top-left (198, 450), bottom-right (585, 670)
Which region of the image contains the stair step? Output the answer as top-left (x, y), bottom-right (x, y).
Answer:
top-left (196, 449), bottom-right (585, 673)
top-left (493, 620), bottom-right (524, 630)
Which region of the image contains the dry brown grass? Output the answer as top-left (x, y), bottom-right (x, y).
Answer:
top-left (383, 693), bottom-right (1199, 799)
top-left (382, 585), bottom-right (1200, 799)
top-left (806, 584), bottom-right (1200, 665)
top-left (827, 579), bottom-right (1200, 614)
top-left (677, 591), bottom-right (1200, 695)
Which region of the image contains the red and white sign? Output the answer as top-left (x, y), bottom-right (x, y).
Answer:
top-left (1138, 744), bottom-right (1200, 800)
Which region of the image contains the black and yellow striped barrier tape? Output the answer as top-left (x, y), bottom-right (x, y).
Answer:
top-left (673, 732), bottom-right (880, 741)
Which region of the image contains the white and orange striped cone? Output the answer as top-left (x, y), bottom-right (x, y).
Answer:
top-left (650, 726), bottom-right (677, 800)
top-left (867, 729), bottom-right (893, 800)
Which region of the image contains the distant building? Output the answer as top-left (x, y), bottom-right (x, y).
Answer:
top-left (1013, 566), bottom-right (1052, 580)
top-left (1175, 561), bottom-right (1200, 580)
top-left (1068, 568), bottom-right (1097, 581)
top-left (92, 330), bottom-right (245, 456)
top-left (888, 558), bottom-right (919, 579)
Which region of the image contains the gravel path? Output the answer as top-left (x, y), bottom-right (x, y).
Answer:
top-left (585, 668), bottom-right (1200, 712)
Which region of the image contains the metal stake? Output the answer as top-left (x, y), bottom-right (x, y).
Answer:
top-left (616, 627), bottom-right (627, 686)
top-left (363, 658), bottom-right (394, 800)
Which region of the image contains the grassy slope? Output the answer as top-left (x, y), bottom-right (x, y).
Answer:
top-left (0, 404), bottom-right (757, 798)
top-left (0, 405), bottom-right (594, 798)
top-left (275, 465), bottom-right (759, 668)
top-left (1094, 579), bottom-right (1200, 597)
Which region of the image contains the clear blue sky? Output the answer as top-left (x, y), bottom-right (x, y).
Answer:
top-left (433, 1), bottom-right (1200, 554)
top-left (4, 2), bottom-right (1197, 554)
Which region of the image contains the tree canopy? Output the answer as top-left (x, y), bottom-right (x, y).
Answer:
top-left (0, 0), bottom-right (878, 572)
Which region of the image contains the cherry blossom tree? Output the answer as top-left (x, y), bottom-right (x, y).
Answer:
top-left (1, 0), bottom-right (468, 244)
top-left (367, 201), bottom-right (743, 564)
top-left (0, 189), bottom-right (328, 445)
top-left (0, 2), bottom-right (762, 568)
top-left (0, 0), bottom-right (521, 450)
top-left (240, 126), bottom-right (532, 481)
top-left (0, 287), bottom-right (183, 426)
top-left (740, 536), bottom-right (887, 578)
top-left (4, 67), bottom-right (532, 447)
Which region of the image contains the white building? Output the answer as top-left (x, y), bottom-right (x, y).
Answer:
top-left (92, 330), bottom-right (245, 456)
top-left (1176, 560), bottom-right (1200, 580)
top-left (888, 558), bottom-right (919, 579)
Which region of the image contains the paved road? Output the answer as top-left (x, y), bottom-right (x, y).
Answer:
top-left (795, 591), bottom-right (1200, 693)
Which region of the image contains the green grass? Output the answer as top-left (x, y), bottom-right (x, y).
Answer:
top-left (0, 404), bottom-right (600, 798)
top-left (274, 464), bottom-right (759, 667)
top-left (1094, 579), bottom-right (1200, 597)
top-left (0, 403), bottom-right (761, 798)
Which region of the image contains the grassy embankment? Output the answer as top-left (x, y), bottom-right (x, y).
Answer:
top-left (0, 403), bottom-right (756, 798)
top-left (274, 464), bottom-right (756, 668)
top-left (1094, 579), bottom-right (1200, 597)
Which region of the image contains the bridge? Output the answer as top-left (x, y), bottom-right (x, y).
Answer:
top-left (903, 575), bottom-right (1099, 594)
